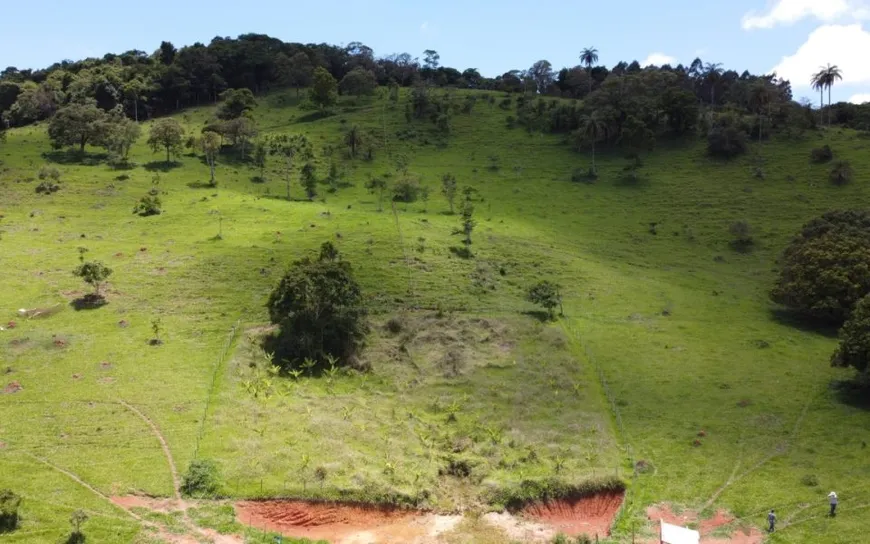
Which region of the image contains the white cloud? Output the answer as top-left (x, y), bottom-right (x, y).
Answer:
top-left (850, 93), bottom-right (870, 103)
top-left (641, 53), bottom-right (676, 66)
top-left (420, 21), bottom-right (429, 33)
top-left (742, 0), bottom-right (853, 30)
top-left (772, 24), bottom-right (870, 87)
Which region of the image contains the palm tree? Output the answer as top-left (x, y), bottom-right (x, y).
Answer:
top-left (703, 63), bottom-right (724, 106)
top-left (822, 64), bottom-right (843, 126)
top-left (577, 113), bottom-right (605, 173)
top-left (810, 69), bottom-right (826, 125)
top-left (580, 47), bottom-right (599, 95)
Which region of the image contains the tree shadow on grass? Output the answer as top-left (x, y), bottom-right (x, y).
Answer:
top-left (294, 111), bottom-right (333, 124)
top-left (830, 378), bottom-right (870, 410)
top-left (42, 149), bottom-right (108, 166)
top-left (769, 308), bottom-right (839, 338)
top-left (449, 246), bottom-right (473, 259)
top-left (187, 181), bottom-right (217, 189)
top-left (70, 294), bottom-right (108, 311)
top-left (521, 310), bottom-right (553, 323)
top-left (144, 161), bottom-right (182, 172)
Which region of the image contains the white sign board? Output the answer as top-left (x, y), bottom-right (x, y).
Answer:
top-left (660, 520), bottom-right (700, 544)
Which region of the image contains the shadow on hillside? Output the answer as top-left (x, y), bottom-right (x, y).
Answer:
top-left (70, 294), bottom-right (108, 311)
top-left (43, 149), bottom-right (108, 165)
top-left (521, 310), bottom-right (554, 323)
top-left (830, 379), bottom-right (870, 410)
top-left (187, 181), bottom-right (216, 189)
top-left (769, 308), bottom-right (839, 338)
top-left (144, 161), bottom-right (182, 172)
top-left (294, 111), bottom-right (332, 124)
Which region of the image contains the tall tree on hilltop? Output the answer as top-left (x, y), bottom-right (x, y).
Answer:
top-left (822, 64), bottom-right (843, 126)
top-left (811, 69), bottom-right (826, 125)
top-left (579, 47), bottom-right (599, 95)
top-left (703, 62), bottom-right (724, 105)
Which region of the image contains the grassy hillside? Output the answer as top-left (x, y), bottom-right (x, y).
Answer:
top-left (1, 88), bottom-right (870, 543)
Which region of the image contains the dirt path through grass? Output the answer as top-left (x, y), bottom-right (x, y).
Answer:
top-left (119, 399), bottom-right (182, 500)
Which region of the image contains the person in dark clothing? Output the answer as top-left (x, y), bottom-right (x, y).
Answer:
top-left (768, 509), bottom-right (776, 532)
top-left (829, 492), bottom-right (838, 517)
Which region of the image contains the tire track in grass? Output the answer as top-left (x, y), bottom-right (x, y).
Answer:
top-left (118, 399), bottom-right (181, 500)
top-left (702, 391), bottom-right (815, 511)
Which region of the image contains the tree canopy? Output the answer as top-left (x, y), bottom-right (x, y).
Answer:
top-left (832, 294), bottom-right (870, 376)
top-left (771, 210), bottom-right (870, 324)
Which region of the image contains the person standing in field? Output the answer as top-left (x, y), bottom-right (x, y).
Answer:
top-left (768, 509), bottom-right (776, 532)
top-left (829, 491), bottom-right (838, 516)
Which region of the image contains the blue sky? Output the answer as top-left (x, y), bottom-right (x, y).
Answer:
top-left (1, 0), bottom-right (869, 103)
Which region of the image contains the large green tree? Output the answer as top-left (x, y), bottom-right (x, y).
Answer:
top-left (309, 67), bottom-right (338, 110)
top-left (147, 118), bottom-right (185, 162)
top-left (339, 67), bottom-right (378, 97)
top-left (831, 294), bottom-right (870, 376)
top-left (216, 88), bottom-right (256, 120)
top-left (48, 102), bottom-right (107, 152)
top-left (267, 243), bottom-right (368, 369)
top-left (771, 210), bottom-right (870, 324)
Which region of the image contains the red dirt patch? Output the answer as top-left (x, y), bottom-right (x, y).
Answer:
top-left (2, 381), bottom-right (23, 394)
top-left (111, 495), bottom-right (187, 513)
top-left (100, 361), bottom-right (113, 370)
top-left (520, 491), bottom-right (624, 538)
top-left (235, 500), bottom-right (423, 542)
top-left (647, 504), bottom-right (764, 544)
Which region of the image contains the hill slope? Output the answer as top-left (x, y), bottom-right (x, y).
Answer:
top-left (1, 89), bottom-right (870, 543)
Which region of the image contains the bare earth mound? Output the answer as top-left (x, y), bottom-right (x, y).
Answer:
top-left (235, 500), bottom-right (443, 543)
top-left (520, 491), bottom-right (625, 538)
top-left (647, 504), bottom-right (764, 544)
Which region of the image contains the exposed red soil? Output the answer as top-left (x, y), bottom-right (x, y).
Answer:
top-left (111, 495), bottom-right (187, 513)
top-left (2, 381), bottom-right (22, 394)
top-left (647, 504), bottom-right (764, 544)
top-left (235, 500), bottom-right (427, 542)
top-left (520, 491), bottom-right (625, 538)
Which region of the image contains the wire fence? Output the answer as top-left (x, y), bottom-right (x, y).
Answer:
top-left (194, 317), bottom-right (242, 459)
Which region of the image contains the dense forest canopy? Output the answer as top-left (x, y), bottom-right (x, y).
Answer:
top-left (2, 33), bottom-right (869, 140)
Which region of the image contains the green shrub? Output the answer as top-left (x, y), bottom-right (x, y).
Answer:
top-left (38, 165), bottom-right (60, 181)
top-left (133, 195), bottom-right (162, 216)
top-left (707, 125), bottom-right (747, 158)
top-left (180, 459), bottom-right (221, 498)
top-left (729, 220), bottom-right (754, 251)
top-left (0, 490), bottom-right (21, 533)
top-left (392, 178), bottom-right (421, 203)
top-left (35, 180), bottom-right (60, 194)
top-left (811, 145), bottom-right (833, 163)
top-left (830, 160), bottom-right (854, 185)
top-left (801, 474), bottom-right (820, 487)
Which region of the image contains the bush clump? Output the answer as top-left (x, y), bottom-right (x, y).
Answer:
top-left (133, 195), bottom-right (162, 216)
top-left (771, 209), bottom-right (870, 324)
top-left (35, 180), bottom-right (61, 194)
top-left (707, 114), bottom-right (748, 159)
top-left (180, 459), bottom-right (221, 498)
top-left (830, 160), bottom-right (854, 185)
top-left (811, 145), bottom-right (833, 163)
top-left (392, 178), bottom-right (422, 203)
top-left (729, 220), bottom-right (754, 251)
top-left (0, 490), bottom-right (22, 533)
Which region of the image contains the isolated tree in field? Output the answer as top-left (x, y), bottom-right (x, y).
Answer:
top-left (0, 489), bottom-right (22, 533)
top-left (180, 459), bottom-right (220, 497)
top-left (48, 102), bottom-right (107, 152)
top-left (365, 176), bottom-right (387, 211)
top-left (148, 118), bottom-right (184, 163)
top-left (821, 64), bottom-right (843, 125)
top-left (201, 131), bottom-right (221, 186)
top-left (831, 294), bottom-right (870, 378)
top-left (579, 47), bottom-right (599, 94)
top-left (771, 210), bottom-right (870, 324)
top-left (576, 113), bottom-right (605, 173)
top-left (309, 67), bottom-right (338, 110)
top-left (253, 140), bottom-right (268, 181)
top-left (267, 242), bottom-right (368, 369)
top-left (441, 173), bottom-right (458, 213)
top-left (344, 124), bottom-right (363, 158)
top-left (216, 88), bottom-right (256, 120)
top-left (102, 115), bottom-right (141, 162)
top-left (453, 187), bottom-right (476, 257)
top-left (300, 161), bottom-right (317, 200)
top-left (527, 280), bottom-right (563, 319)
top-left (66, 509), bottom-right (88, 544)
top-left (73, 248), bottom-right (113, 299)
top-left (269, 133), bottom-right (312, 200)
top-left (339, 67), bottom-right (378, 97)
